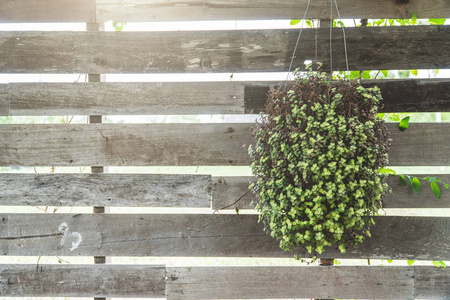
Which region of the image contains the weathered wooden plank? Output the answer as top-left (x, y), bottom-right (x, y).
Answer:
top-left (96, 0), bottom-right (450, 22)
top-left (1, 26), bottom-right (449, 73)
top-left (0, 214), bottom-right (449, 259)
top-left (0, 82), bottom-right (244, 115)
top-left (0, 123), bottom-right (251, 166)
top-left (2, 79), bottom-right (449, 115)
top-left (415, 266), bottom-right (450, 299)
top-left (244, 79), bottom-right (450, 114)
top-left (0, 123), bottom-right (449, 166)
top-left (166, 266), bottom-right (414, 300)
top-left (213, 175), bottom-right (450, 209)
top-left (0, 174), bottom-right (211, 207)
top-left (0, 0), bottom-right (95, 22)
top-left (0, 264), bottom-right (165, 297)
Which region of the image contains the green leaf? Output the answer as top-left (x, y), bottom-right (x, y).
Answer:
top-left (381, 70), bottom-right (388, 78)
top-left (445, 184), bottom-right (450, 190)
top-left (435, 69), bottom-right (440, 75)
top-left (350, 71), bottom-right (360, 79)
top-left (406, 175), bottom-right (413, 186)
top-left (361, 70), bottom-right (371, 79)
top-left (399, 116), bottom-right (410, 131)
top-left (379, 168), bottom-right (396, 175)
top-left (412, 177), bottom-right (421, 194)
top-left (411, 12), bottom-right (417, 25)
top-left (424, 176), bottom-right (441, 182)
top-left (432, 261), bottom-right (447, 268)
top-left (378, 113), bottom-right (385, 119)
top-left (387, 259), bottom-right (393, 264)
top-left (428, 18), bottom-right (446, 25)
top-left (305, 19), bottom-right (313, 27)
top-left (431, 181), bottom-right (441, 199)
top-left (398, 70), bottom-right (411, 78)
top-left (407, 260), bottom-right (415, 266)
top-left (333, 259), bottom-right (341, 265)
top-left (399, 175), bottom-right (407, 186)
top-left (290, 20), bottom-right (301, 25)
top-left (410, 69), bottom-right (418, 76)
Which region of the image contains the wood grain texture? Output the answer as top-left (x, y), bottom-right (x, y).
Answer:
top-left (0, 123), bottom-right (252, 166)
top-left (0, 82), bottom-right (244, 115)
top-left (96, 0), bottom-right (450, 22)
top-left (415, 266), bottom-right (450, 299)
top-left (166, 266), bottom-right (414, 299)
top-left (0, 264), bottom-right (165, 297)
top-left (0, 123), bottom-right (449, 166)
top-left (0, 214), bottom-right (449, 259)
top-left (1, 26), bottom-right (449, 73)
top-left (244, 79), bottom-right (450, 114)
top-left (0, 0), bottom-right (95, 22)
top-left (2, 79), bottom-right (449, 115)
top-left (213, 175), bottom-right (450, 210)
top-left (0, 174), bottom-right (212, 207)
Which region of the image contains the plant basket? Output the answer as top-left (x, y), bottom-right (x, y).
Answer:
top-left (249, 67), bottom-right (391, 258)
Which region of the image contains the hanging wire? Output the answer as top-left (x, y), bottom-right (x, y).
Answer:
top-left (329, 0), bottom-right (333, 74)
top-left (333, 0), bottom-right (350, 71)
top-left (284, 0), bottom-right (311, 89)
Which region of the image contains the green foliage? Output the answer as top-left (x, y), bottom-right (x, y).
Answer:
top-left (398, 116), bottom-right (410, 131)
top-left (428, 19), bottom-right (446, 25)
top-left (112, 21), bottom-right (126, 31)
top-left (407, 260), bottom-right (415, 266)
top-left (249, 68), bottom-right (391, 257)
top-left (432, 261), bottom-right (447, 268)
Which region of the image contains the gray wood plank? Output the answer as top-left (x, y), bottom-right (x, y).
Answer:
top-left (415, 266), bottom-right (450, 299)
top-left (0, 214), bottom-right (449, 259)
top-left (96, 0), bottom-right (450, 22)
top-left (0, 0), bottom-right (95, 22)
top-left (1, 26), bottom-right (449, 73)
top-left (0, 174), bottom-right (211, 207)
top-left (0, 123), bottom-right (252, 166)
top-left (0, 264), bottom-right (165, 297)
top-left (2, 79), bottom-right (449, 115)
top-left (213, 175), bottom-right (450, 210)
top-left (166, 266), bottom-right (414, 300)
top-left (244, 79), bottom-right (450, 114)
top-left (0, 82), bottom-right (244, 115)
top-left (0, 123), bottom-right (449, 166)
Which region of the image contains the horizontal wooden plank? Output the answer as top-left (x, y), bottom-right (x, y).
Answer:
top-left (0, 123), bottom-right (252, 166)
top-left (0, 0), bottom-right (95, 22)
top-left (245, 79), bottom-right (450, 114)
top-left (2, 264), bottom-right (446, 298)
top-left (96, 0), bottom-right (450, 22)
top-left (0, 174), bottom-right (211, 207)
top-left (1, 26), bottom-right (449, 73)
top-left (166, 266), bottom-right (415, 299)
top-left (415, 265), bottom-right (450, 299)
top-left (0, 214), bottom-right (449, 259)
top-left (213, 175), bottom-right (450, 209)
top-left (0, 123), bottom-right (449, 166)
top-left (2, 79), bottom-right (449, 116)
top-left (0, 82), bottom-right (244, 115)
top-left (0, 264), bottom-right (165, 297)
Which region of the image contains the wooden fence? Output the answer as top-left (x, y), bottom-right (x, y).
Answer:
top-left (1, 0), bottom-right (450, 299)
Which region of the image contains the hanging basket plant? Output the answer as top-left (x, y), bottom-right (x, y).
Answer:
top-left (249, 65), bottom-right (391, 258)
